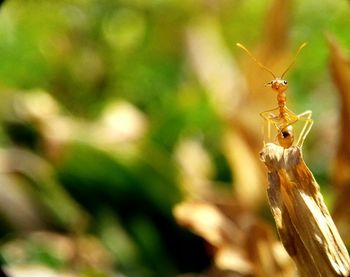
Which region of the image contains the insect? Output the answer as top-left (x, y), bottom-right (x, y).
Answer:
top-left (236, 43), bottom-right (313, 148)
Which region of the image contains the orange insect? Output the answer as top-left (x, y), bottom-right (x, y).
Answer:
top-left (236, 43), bottom-right (313, 148)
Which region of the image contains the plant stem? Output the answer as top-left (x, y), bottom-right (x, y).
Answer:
top-left (260, 143), bottom-right (350, 276)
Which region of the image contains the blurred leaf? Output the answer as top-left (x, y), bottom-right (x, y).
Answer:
top-left (174, 200), bottom-right (294, 276)
top-left (327, 34), bottom-right (350, 243)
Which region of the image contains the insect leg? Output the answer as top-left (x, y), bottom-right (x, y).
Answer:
top-left (260, 108), bottom-right (280, 142)
top-left (296, 110), bottom-right (313, 147)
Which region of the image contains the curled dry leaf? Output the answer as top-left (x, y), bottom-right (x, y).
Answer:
top-left (173, 200), bottom-right (294, 276)
top-left (327, 35), bottom-right (350, 190)
top-left (327, 35), bottom-right (350, 243)
top-left (260, 143), bottom-right (350, 276)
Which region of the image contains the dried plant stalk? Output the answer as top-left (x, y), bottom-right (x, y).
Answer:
top-left (260, 143), bottom-right (350, 276)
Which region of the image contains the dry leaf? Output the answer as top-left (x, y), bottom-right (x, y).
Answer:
top-left (327, 34), bottom-right (350, 243)
top-left (327, 35), bottom-right (350, 189)
top-left (173, 200), bottom-right (294, 276)
top-left (260, 143), bottom-right (350, 276)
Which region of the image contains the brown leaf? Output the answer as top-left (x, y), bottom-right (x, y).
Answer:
top-left (327, 34), bottom-right (350, 243)
top-left (327, 34), bottom-right (350, 189)
top-left (260, 143), bottom-right (350, 276)
top-left (173, 200), bottom-right (294, 276)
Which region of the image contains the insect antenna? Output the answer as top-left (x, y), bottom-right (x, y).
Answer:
top-left (236, 43), bottom-right (276, 79)
top-left (281, 42), bottom-right (307, 78)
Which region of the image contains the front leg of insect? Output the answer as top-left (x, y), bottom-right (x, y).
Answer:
top-left (260, 108), bottom-right (280, 144)
top-left (260, 107), bottom-right (299, 148)
top-left (260, 113), bottom-right (296, 148)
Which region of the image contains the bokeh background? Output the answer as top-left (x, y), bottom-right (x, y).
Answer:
top-left (0, 0), bottom-right (350, 276)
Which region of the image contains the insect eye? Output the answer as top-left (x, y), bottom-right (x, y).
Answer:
top-left (283, 80), bottom-right (288, 85)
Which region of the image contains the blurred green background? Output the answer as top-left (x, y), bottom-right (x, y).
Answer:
top-left (0, 0), bottom-right (349, 276)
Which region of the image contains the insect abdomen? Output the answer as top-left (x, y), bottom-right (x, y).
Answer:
top-left (278, 125), bottom-right (294, 148)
